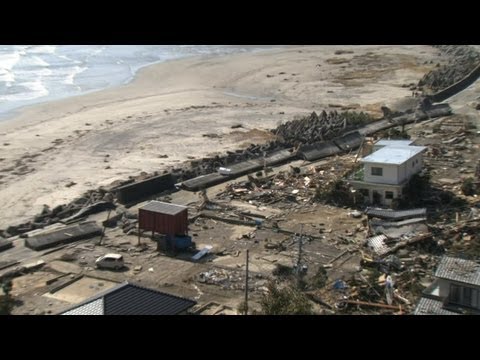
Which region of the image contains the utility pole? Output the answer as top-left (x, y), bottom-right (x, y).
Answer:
top-left (296, 224), bottom-right (304, 288)
top-left (99, 209), bottom-right (112, 245)
top-left (244, 249), bottom-right (249, 315)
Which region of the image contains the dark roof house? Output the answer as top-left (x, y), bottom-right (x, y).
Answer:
top-left (60, 282), bottom-right (196, 315)
top-left (414, 256), bottom-right (480, 315)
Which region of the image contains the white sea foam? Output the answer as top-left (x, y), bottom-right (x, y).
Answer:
top-left (0, 69), bottom-right (15, 84)
top-left (27, 45), bottom-right (57, 54)
top-left (0, 79), bottom-right (49, 102)
top-left (0, 52), bottom-right (21, 85)
top-left (64, 65), bottom-right (87, 85)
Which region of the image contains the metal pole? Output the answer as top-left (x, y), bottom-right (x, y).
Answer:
top-left (244, 249), bottom-right (249, 315)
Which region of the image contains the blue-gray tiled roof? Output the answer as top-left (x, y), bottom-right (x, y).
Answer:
top-left (61, 282), bottom-right (196, 315)
top-left (414, 297), bottom-right (457, 315)
top-left (435, 256), bottom-right (480, 287)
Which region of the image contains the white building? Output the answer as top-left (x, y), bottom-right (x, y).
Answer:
top-left (350, 140), bottom-right (427, 206)
top-left (415, 256), bottom-right (480, 315)
top-left (372, 139), bottom-right (414, 152)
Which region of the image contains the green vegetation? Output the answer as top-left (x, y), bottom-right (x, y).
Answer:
top-left (401, 172), bottom-right (431, 207)
top-left (260, 281), bottom-right (313, 315)
top-left (315, 179), bottom-right (363, 207)
top-left (0, 280), bottom-right (14, 315)
top-left (387, 127), bottom-right (410, 139)
top-left (237, 301), bottom-right (248, 315)
top-left (461, 177), bottom-right (477, 196)
top-left (315, 180), bottom-right (352, 206)
top-left (309, 267), bottom-right (328, 289)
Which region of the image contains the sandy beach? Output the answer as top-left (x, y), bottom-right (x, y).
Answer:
top-left (0, 45), bottom-right (439, 229)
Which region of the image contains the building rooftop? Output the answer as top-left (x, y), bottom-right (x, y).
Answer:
top-left (361, 145), bottom-right (427, 165)
top-left (374, 139), bottom-right (414, 147)
top-left (60, 282), bottom-right (197, 315)
top-left (139, 201), bottom-right (187, 216)
top-left (435, 256), bottom-right (480, 287)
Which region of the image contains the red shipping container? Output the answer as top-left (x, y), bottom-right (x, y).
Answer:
top-left (138, 201), bottom-right (188, 236)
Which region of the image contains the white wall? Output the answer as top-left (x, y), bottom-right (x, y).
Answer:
top-left (364, 163), bottom-right (398, 185)
top-left (364, 152), bottom-right (423, 185)
top-left (398, 163), bottom-right (407, 183)
top-left (405, 153), bottom-right (423, 179)
top-left (437, 278), bottom-right (480, 309)
top-left (437, 279), bottom-right (451, 299)
top-left (351, 182), bottom-right (403, 206)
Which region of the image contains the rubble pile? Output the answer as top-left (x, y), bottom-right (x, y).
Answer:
top-left (216, 160), bottom-right (356, 208)
top-left (432, 219), bottom-right (480, 258)
top-left (197, 268), bottom-right (267, 291)
top-left (419, 45), bottom-right (480, 92)
top-left (321, 225), bottom-right (440, 314)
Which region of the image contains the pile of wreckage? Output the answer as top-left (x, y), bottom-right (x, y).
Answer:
top-left (214, 159), bottom-right (356, 208)
top-left (364, 208), bottom-right (431, 257)
top-left (197, 268), bottom-right (268, 292)
top-left (307, 207), bottom-right (441, 315)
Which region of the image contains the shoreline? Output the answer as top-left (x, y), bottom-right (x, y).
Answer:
top-left (0, 46), bottom-right (288, 126)
top-left (0, 45), bottom-right (291, 125)
top-left (0, 45), bottom-right (439, 228)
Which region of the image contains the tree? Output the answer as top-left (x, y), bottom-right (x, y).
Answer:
top-left (0, 279), bottom-right (14, 315)
top-left (402, 172), bottom-right (431, 206)
top-left (461, 177), bottom-right (476, 196)
top-left (260, 281), bottom-right (313, 315)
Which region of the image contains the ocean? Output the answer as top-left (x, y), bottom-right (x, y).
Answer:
top-left (0, 45), bottom-right (281, 120)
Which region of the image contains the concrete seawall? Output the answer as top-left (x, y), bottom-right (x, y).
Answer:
top-left (430, 63), bottom-right (480, 103)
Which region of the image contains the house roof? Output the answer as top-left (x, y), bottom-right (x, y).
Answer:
top-left (361, 145), bottom-right (426, 165)
top-left (60, 282), bottom-right (197, 315)
top-left (139, 201), bottom-right (187, 216)
top-left (414, 297), bottom-right (457, 315)
top-left (374, 139), bottom-right (414, 147)
top-left (435, 256), bottom-right (480, 286)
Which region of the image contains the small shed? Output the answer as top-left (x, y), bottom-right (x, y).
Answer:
top-left (138, 201), bottom-right (188, 247)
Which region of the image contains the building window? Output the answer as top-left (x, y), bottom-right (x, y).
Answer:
top-left (385, 191), bottom-right (394, 199)
top-left (450, 284), bottom-right (480, 309)
top-left (371, 167), bottom-right (383, 176)
top-left (412, 162), bottom-right (414, 168)
top-left (359, 189), bottom-right (369, 197)
top-left (463, 287), bottom-right (473, 307)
